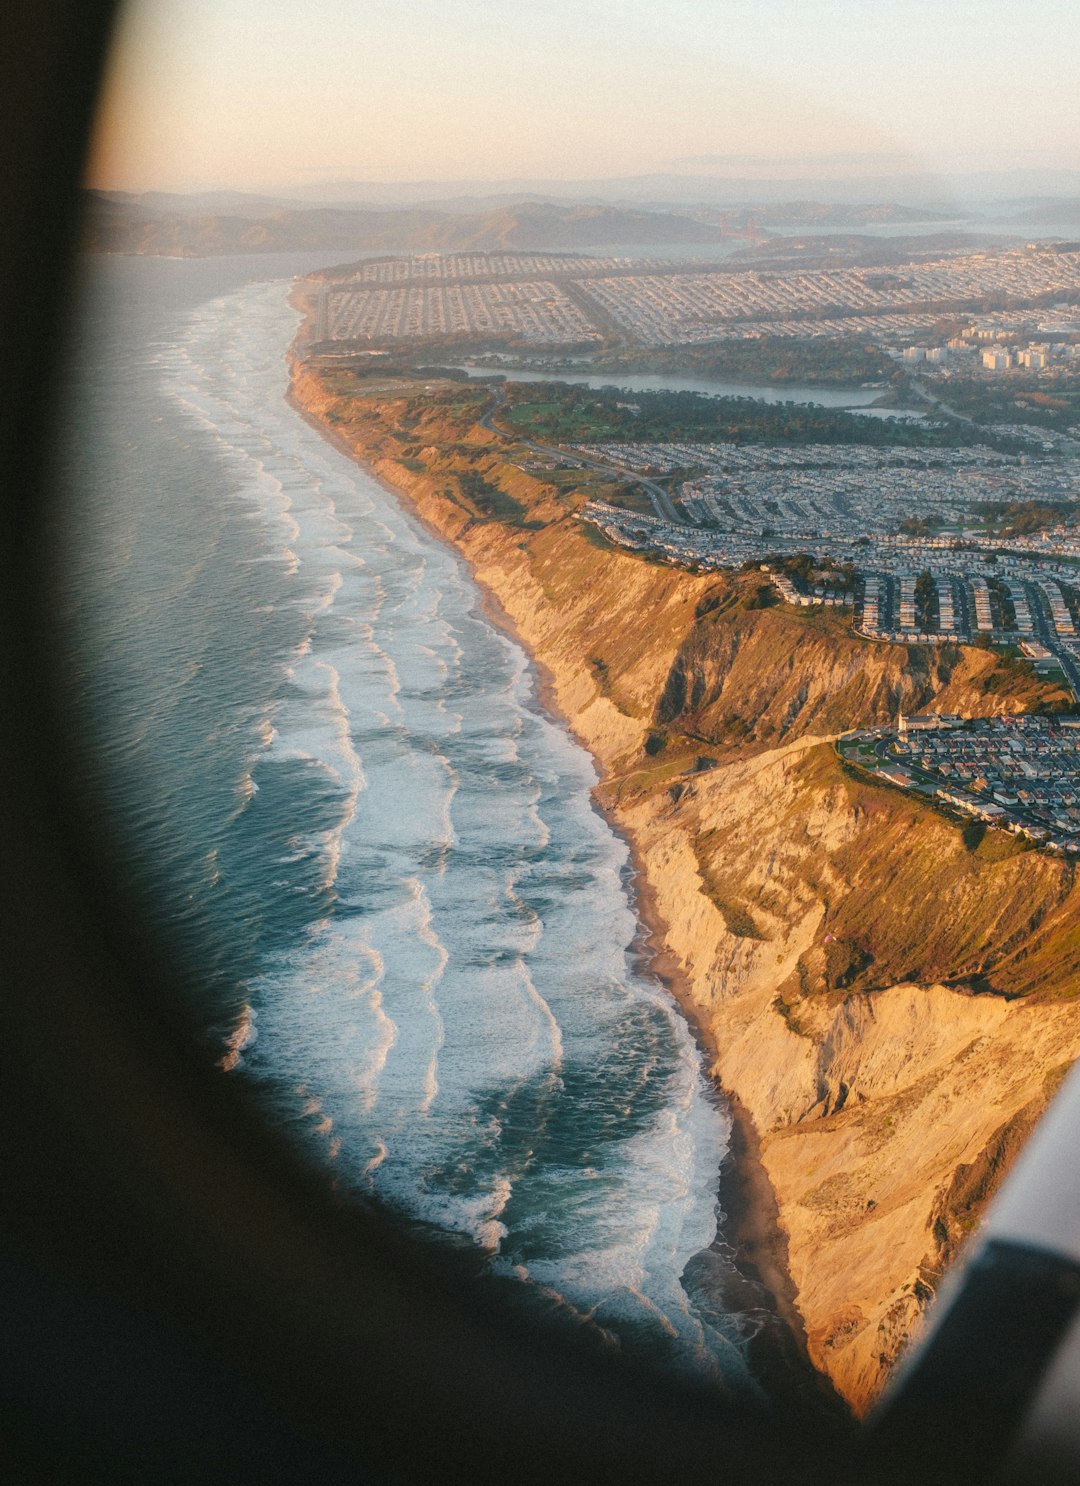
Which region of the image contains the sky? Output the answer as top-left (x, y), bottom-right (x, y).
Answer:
top-left (88, 0), bottom-right (1080, 195)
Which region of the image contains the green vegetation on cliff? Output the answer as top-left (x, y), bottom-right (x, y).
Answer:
top-left (762, 745), bottom-right (1077, 1002)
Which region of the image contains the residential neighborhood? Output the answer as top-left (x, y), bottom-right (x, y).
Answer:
top-left (318, 242), bottom-right (1080, 348)
top-left (839, 714), bottom-right (1080, 854)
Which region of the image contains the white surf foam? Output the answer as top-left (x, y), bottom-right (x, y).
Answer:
top-left (159, 276), bottom-right (746, 1390)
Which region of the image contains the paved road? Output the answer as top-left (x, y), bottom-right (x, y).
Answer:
top-left (478, 383), bottom-right (684, 525)
top-left (954, 575), bottom-right (973, 636)
top-left (863, 731), bottom-right (970, 805)
top-left (908, 375), bottom-right (979, 427)
top-left (1027, 582), bottom-right (1080, 700)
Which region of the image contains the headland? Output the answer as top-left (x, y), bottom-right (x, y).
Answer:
top-left (287, 252), bottom-right (1080, 1415)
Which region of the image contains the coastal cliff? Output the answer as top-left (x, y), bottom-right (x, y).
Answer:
top-left (290, 358), bottom-right (1080, 1414)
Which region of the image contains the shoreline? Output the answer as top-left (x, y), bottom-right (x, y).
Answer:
top-left (283, 341), bottom-right (843, 1415)
top-left (283, 297), bottom-right (1080, 1413)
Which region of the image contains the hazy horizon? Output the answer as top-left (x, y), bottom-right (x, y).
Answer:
top-left (89, 0), bottom-right (1080, 198)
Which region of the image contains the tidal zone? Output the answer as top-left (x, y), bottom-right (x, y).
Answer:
top-left (60, 264), bottom-right (801, 1406)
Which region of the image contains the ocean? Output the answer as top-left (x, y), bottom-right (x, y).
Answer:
top-left (54, 253), bottom-right (771, 1396)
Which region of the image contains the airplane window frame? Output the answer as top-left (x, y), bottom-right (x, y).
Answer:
top-left (8, 6), bottom-right (1080, 1483)
top-left (0, 4), bottom-right (854, 1481)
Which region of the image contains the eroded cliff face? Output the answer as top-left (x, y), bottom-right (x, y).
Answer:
top-left (291, 363), bottom-right (1080, 1413)
top-left (613, 742), bottom-right (1080, 1409)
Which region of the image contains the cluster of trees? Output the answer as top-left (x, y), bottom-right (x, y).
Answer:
top-left (595, 336), bottom-right (897, 388)
top-left (768, 552), bottom-right (858, 592)
top-left (969, 498), bottom-right (1078, 536)
top-left (459, 468), bottom-right (504, 511)
top-left (899, 515), bottom-right (945, 535)
top-left (505, 382), bottom-right (1028, 450)
top-left (937, 374), bottom-right (1080, 430)
top-left (915, 570), bottom-right (938, 602)
top-left (914, 569), bottom-right (940, 628)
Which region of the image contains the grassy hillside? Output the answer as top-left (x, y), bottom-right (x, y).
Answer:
top-left (678, 743), bottom-right (1080, 1003)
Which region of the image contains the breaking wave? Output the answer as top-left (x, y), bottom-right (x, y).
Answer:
top-left (61, 263), bottom-right (759, 1397)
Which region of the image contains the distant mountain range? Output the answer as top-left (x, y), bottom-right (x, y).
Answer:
top-left (82, 192), bottom-right (976, 258)
top-left (231, 166), bottom-right (1080, 210)
top-left (1007, 197), bottom-right (1080, 225)
top-left (84, 178), bottom-right (1080, 259)
top-left (83, 199), bottom-right (748, 256)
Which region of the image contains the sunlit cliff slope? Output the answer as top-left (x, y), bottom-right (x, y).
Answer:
top-left (291, 358), bottom-right (1080, 1413)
